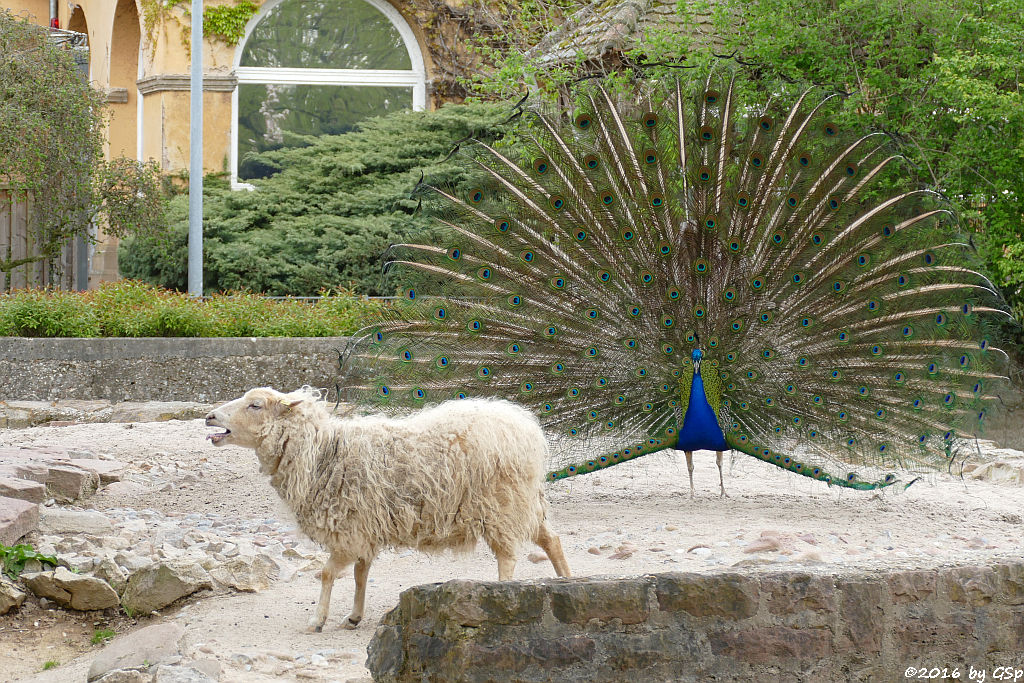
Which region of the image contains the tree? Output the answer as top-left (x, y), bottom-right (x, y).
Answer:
top-left (0, 9), bottom-right (165, 283)
top-left (656, 0), bottom-right (1024, 318)
top-left (120, 102), bottom-right (510, 295)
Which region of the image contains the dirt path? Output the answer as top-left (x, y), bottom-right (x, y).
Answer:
top-left (2, 418), bottom-right (1024, 681)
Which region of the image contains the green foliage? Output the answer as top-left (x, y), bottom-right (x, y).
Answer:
top-left (651, 0), bottom-right (1024, 314)
top-left (203, 1), bottom-right (259, 45)
top-left (0, 543), bottom-right (57, 579)
top-left (120, 103), bottom-right (511, 295)
top-left (42, 661), bottom-right (59, 671)
top-left (0, 10), bottom-right (167, 279)
top-left (462, 0), bottom-right (1024, 316)
top-left (91, 629), bottom-right (116, 645)
top-left (0, 280), bottom-right (382, 337)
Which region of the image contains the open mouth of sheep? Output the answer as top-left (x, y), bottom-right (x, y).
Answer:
top-left (207, 429), bottom-right (230, 444)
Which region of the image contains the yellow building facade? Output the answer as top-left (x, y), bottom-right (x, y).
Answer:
top-left (3, 0), bottom-right (443, 285)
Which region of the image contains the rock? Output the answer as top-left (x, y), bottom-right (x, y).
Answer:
top-left (21, 566), bottom-right (120, 610)
top-left (209, 555), bottom-right (277, 592)
top-left (94, 670), bottom-right (151, 683)
top-left (108, 402), bottom-right (210, 423)
top-left (0, 495), bottom-right (39, 545)
top-left (121, 562), bottom-right (212, 614)
top-left (69, 459), bottom-right (126, 484)
top-left (0, 476), bottom-right (46, 503)
top-left (46, 464), bottom-right (100, 501)
top-left (0, 574), bottom-right (27, 615)
top-left (153, 664), bottom-right (218, 682)
top-left (189, 659), bottom-right (222, 680)
top-left (99, 481), bottom-right (147, 497)
top-left (39, 508), bottom-right (114, 535)
top-left (88, 622), bottom-right (185, 681)
top-left (93, 557), bottom-right (129, 595)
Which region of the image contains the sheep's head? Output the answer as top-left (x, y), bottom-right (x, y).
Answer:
top-left (205, 387), bottom-right (308, 451)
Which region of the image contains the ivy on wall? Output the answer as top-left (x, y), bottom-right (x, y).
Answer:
top-left (202, 1), bottom-right (259, 45)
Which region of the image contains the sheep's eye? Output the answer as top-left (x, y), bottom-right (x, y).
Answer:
top-left (248, 403), bottom-right (262, 410)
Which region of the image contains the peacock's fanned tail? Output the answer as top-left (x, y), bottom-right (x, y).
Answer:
top-left (341, 69), bottom-right (1014, 490)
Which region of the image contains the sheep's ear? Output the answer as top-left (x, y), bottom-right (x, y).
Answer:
top-left (279, 396), bottom-right (305, 411)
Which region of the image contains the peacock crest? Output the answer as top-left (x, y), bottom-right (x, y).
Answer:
top-left (340, 68), bottom-right (1015, 491)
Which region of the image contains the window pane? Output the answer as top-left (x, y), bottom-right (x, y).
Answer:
top-left (240, 0), bottom-right (412, 69)
top-left (238, 84), bottom-right (412, 179)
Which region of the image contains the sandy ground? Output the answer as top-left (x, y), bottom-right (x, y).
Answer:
top-left (2, 417), bottom-right (1024, 682)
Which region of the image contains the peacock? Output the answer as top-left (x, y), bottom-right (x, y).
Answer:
top-left (338, 67), bottom-right (1016, 495)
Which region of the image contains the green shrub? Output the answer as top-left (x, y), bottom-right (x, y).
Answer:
top-left (0, 281), bottom-right (383, 337)
top-left (0, 289), bottom-right (100, 337)
top-left (119, 102), bottom-right (510, 296)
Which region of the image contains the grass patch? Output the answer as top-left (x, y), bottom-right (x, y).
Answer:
top-left (42, 661), bottom-right (59, 671)
top-left (91, 628), bottom-right (116, 645)
top-left (0, 281), bottom-right (383, 338)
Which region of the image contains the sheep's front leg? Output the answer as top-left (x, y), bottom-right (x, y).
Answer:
top-left (308, 552), bottom-right (348, 633)
top-left (343, 556), bottom-right (373, 630)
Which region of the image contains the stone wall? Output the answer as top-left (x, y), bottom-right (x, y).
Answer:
top-left (0, 337), bottom-right (350, 403)
top-left (367, 564), bottom-right (1024, 682)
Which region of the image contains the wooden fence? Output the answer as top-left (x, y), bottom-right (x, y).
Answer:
top-left (0, 186), bottom-right (74, 292)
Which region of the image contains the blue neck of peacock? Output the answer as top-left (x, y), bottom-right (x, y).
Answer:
top-left (691, 348), bottom-right (704, 375)
top-left (675, 347), bottom-right (728, 452)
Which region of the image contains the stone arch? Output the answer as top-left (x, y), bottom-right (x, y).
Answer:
top-left (108, 0), bottom-right (140, 159)
top-left (67, 5), bottom-right (88, 35)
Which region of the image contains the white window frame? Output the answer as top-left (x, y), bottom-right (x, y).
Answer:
top-left (231, 0), bottom-right (427, 189)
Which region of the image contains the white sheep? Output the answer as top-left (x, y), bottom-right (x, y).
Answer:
top-left (205, 387), bottom-right (571, 631)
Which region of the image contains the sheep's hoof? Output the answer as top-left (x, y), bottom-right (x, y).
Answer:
top-left (343, 616), bottom-right (361, 630)
top-left (306, 617), bottom-right (325, 633)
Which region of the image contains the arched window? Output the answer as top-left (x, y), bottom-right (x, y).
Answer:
top-left (232, 0), bottom-right (426, 184)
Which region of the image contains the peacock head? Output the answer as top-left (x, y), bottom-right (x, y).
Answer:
top-left (691, 348), bottom-right (704, 373)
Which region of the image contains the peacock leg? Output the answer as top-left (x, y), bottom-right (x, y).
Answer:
top-left (685, 450), bottom-right (695, 498)
top-left (716, 451), bottom-right (728, 498)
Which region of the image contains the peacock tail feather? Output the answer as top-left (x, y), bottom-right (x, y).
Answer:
top-left (339, 68), bottom-right (1015, 490)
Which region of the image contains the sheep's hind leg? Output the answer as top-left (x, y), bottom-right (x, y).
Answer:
top-left (343, 556), bottom-right (373, 630)
top-left (495, 550), bottom-right (517, 581)
top-left (534, 521), bottom-right (571, 577)
top-left (308, 551), bottom-right (348, 633)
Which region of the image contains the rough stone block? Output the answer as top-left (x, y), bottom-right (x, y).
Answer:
top-left (550, 578), bottom-right (650, 625)
top-left (21, 566), bottom-right (119, 610)
top-left (88, 622), bottom-right (185, 681)
top-left (417, 580), bottom-right (547, 628)
top-left (945, 566), bottom-right (1000, 606)
top-left (836, 578), bottom-right (884, 655)
top-left (763, 572), bottom-right (836, 615)
top-left (39, 508), bottom-right (113, 535)
top-left (69, 458), bottom-right (126, 484)
top-left (708, 626), bottom-right (832, 663)
top-left (0, 476), bottom-right (46, 503)
top-left (121, 562), bottom-right (213, 614)
top-left (888, 570), bottom-right (937, 604)
top-left (655, 572), bottom-right (757, 620)
top-left (46, 464), bottom-right (100, 501)
top-left (0, 574), bottom-right (27, 615)
top-left (0, 495), bottom-right (39, 545)
top-left (995, 562), bottom-right (1024, 605)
